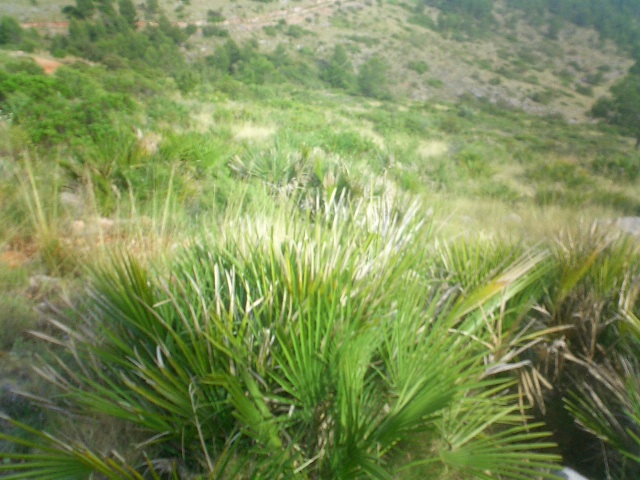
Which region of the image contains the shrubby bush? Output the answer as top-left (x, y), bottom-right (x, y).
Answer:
top-left (0, 199), bottom-right (561, 479)
top-left (0, 17), bottom-right (23, 46)
top-left (0, 65), bottom-right (136, 147)
top-left (206, 8), bottom-right (225, 22)
top-left (592, 69), bottom-right (640, 147)
top-left (201, 25), bottom-right (229, 37)
top-left (52, 2), bottom-right (187, 81)
top-left (506, 0), bottom-right (640, 52)
top-left (118, 0), bottom-right (137, 27)
top-left (320, 44), bottom-right (356, 90)
top-left (431, 0), bottom-right (494, 21)
top-left (61, 0), bottom-right (96, 19)
top-left (203, 40), bottom-right (321, 88)
top-left (357, 55), bottom-right (392, 100)
top-left (3, 58), bottom-right (45, 76)
top-left (407, 60), bottom-right (429, 74)
top-left (145, 0), bottom-right (159, 18)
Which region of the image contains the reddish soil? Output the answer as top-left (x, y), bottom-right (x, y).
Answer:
top-left (33, 56), bottom-right (63, 75)
top-left (0, 251), bottom-right (31, 269)
top-left (9, 50), bottom-right (64, 75)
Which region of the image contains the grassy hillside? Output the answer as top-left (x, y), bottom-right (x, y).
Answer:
top-left (2, 0), bottom-right (640, 479)
top-left (10, 0), bottom-right (635, 120)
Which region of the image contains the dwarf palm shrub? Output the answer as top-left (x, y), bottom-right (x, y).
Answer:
top-left (229, 140), bottom-right (363, 211)
top-left (564, 353), bottom-right (640, 477)
top-left (520, 226), bottom-right (640, 476)
top-left (0, 199), bottom-right (559, 479)
top-left (560, 253), bottom-right (640, 477)
top-left (432, 238), bottom-right (564, 411)
top-left (535, 226), bottom-right (640, 386)
top-left (430, 223), bottom-right (640, 477)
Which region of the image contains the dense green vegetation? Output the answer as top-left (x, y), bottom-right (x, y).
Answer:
top-left (1, 0), bottom-right (640, 478)
top-left (592, 62), bottom-right (640, 147)
top-left (419, 0), bottom-right (640, 52)
top-left (506, 0), bottom-right (640, 51)
top-left (0, 64), bottom-right (137, 146)
top-left (0, 204), bottom-right (566, 479)
top-left (420, 0), bottom-right (494, 35)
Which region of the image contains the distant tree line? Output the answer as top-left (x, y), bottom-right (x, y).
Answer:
top-left (0, 61), bottom-right (136, 146)
top-left (0, 16), bottom-right (41, 52)
top-left (409, 0), bottom-right (640, 146)
top-left (425, 0), bottom-right (494, 20)
top-left (46, 0), bottom-right (392, 99)
top-left (506, 0), bottom-right (640, 53)
top-left (202, 39), bottom-right (391, 100)
top-left (52, 0), bottom-right (189, 87)
top-left (415, 0), bottom-right (640, 51)
top-left (0, 16), bottom-right (23, 45)
top-left (592, 61), bottom-right (640, 148)
top-left (1, 0), bottom-right (393, 150)
top-left (415, 0), bottom-right (495, 38)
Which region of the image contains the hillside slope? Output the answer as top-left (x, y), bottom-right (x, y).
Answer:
top-left (9, 0), bottom-right (634, 121)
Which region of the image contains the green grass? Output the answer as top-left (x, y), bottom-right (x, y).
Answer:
top-left (2, 4), bottom-right (640, 477)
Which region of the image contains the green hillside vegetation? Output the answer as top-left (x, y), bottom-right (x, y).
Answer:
top-left (1, 0), bottom-right (640, 478)
top-left (6, 0), bottom-right (635, 119)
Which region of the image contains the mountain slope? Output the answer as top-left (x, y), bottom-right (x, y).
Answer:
top-left (9, 0), bottom-right (635, 121)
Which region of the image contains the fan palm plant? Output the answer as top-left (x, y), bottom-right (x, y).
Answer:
top-left (0, 198), bottom-right (560, 479)
top-left (431, 237), bottom-right (568, 412)
top-left (563, 306), bottom-right (640, 478)
top-left (535, 225), bottom-right (640, 477)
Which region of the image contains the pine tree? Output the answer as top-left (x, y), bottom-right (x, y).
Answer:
top-left (76, 0), bottom-right (96, 18)
top-left (592, 66), bottom-right (640, 148)
top-left (118, 0), bottom-right (137, 27)
top-left (322, 44), bottom-right (355, 90)
top-left (357, 55), bottom-right (391, 100)
top-left (0, 16), bottom-right (23, 45)
top-left (145, 0), bottom-right (159, 19)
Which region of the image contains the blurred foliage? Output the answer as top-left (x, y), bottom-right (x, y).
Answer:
top-left (1, 2), bottom-right (640, 477)
top-left (592, 67), bottom-right (640, 148)
top-left (357, 55), bottom-right (392, 100)
top-left (0, 17), bottom-right (23, 46)
top-left (0, 64), bottom-right (136, 147)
